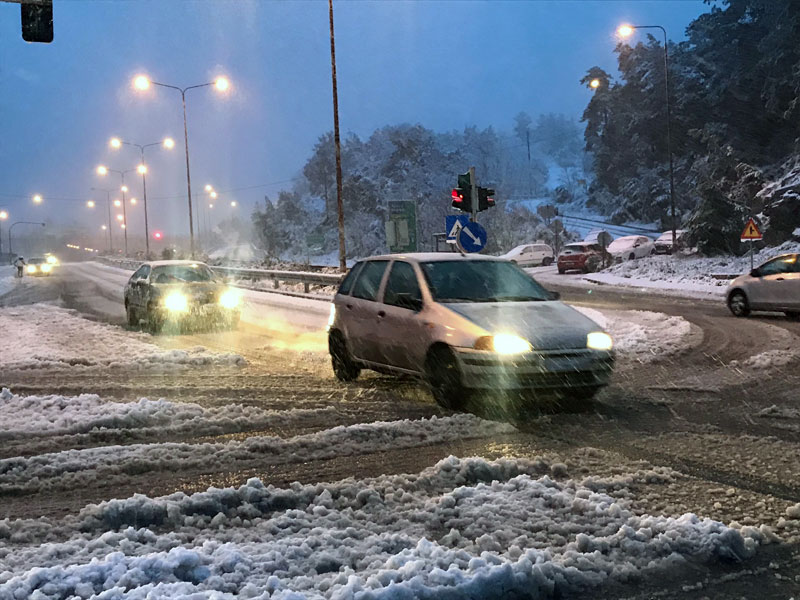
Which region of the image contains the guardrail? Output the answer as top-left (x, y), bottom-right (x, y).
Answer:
top-left (97, 257), bottom-right (343, 293)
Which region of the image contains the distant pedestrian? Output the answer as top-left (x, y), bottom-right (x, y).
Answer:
top-left (13, 255), bottom-right (25, 278)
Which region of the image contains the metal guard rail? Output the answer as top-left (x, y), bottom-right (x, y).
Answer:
top-left (98, 257), bottom-right (343, 293)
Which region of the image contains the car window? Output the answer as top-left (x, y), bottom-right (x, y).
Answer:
top-left (350, 260), bottom-right (389, 301)
top-left (140, 265), bottom-right (151, 280)
top-left (383, 261), bottom-right (422, 308)
top-left (130, 265), bottom-right (148, 281)
top-left (151, 264), bottom-right (214, 282)
top-left (759, 256), bottom-right (797, 276)
top-left (420, 260), bottom-right (550, 302)
top-left (338, 262), bottom-right (363, 296)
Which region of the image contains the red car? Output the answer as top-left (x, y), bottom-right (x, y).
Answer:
top-left (557, 243), bottom-right (609, 274)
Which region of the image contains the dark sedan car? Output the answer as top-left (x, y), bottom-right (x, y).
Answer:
top-left (124, 260), bottom-right (241, 333)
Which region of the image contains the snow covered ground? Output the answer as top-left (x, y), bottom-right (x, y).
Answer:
top-left (0, 304), bottom-right (245, 371)
top-left (0, 453), bottom-right (767, 599)
top-left (0, 265), bottom-right (15, 297)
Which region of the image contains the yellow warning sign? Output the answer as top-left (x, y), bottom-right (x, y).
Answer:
top-left (740, 218), bottom-right (762, 241)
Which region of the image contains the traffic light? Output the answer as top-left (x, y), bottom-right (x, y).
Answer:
top-left (153, 231), bottom-right (163, 240)
top-left (478, 187), bottom-right (496, 212)
top-left (451, 172), bottom-right (473, 212)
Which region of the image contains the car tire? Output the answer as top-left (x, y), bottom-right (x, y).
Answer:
top-left (542, 257), bottom-right (553, 266)
top-left (146, 306), bottom-right (164, 334)
top-left (125, 303), bottom-right (138, 328)
top-left (727, 291), bottom-right (750, 318)
top-left (557, 267), bottom-right (565, 275)
top-left (329, 331), bottom-right (360, 382)
top-left (785, 311), bottom-right (800, 321)
top-left (628, 252), bottom-right (636, 261)
top-left (425, 346), bottom-right (465, 410)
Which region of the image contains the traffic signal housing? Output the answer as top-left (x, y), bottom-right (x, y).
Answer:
top-left (451, 187), bottom-right (473, 213)
top-left (478, 187), bottom-right (495, 212)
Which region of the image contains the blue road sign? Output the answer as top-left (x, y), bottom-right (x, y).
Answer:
top-left (458, 221), bottom-right (487, 253)
top-left (445, 215), bottom-right (470, 242)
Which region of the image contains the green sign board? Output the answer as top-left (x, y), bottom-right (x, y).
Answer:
top-left (385, 200), bottom-right (417, 253)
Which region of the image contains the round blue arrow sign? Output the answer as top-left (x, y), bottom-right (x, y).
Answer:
top-left (458, 221), bottom-right (487, 253)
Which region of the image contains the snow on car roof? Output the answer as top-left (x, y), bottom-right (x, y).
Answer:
top-left (144, 260), bottom-right (211, 267)
top-left (363, 252), bottom-right (507, 263)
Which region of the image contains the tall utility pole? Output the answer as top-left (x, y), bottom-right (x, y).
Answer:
top-left (328, 0), bottom-right (346, 272)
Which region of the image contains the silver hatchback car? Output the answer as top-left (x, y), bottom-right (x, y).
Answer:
top-left (327, 253), bottom-right (615, 408)
top-left (727, 253), bottom-right (800, 319)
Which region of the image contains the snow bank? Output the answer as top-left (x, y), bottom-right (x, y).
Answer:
top-left (574, 307), bottom-right (694, 363)
top-left (0, 304), bottom-right (245, 371)
top-left (730, 349), bottom-right (800, 370)
top-left (0, 414), bottom-right (514, 493)
top-left (0, 456), bottom-right (764, 599)
top-left (0, 389), bottom-right (340, 442)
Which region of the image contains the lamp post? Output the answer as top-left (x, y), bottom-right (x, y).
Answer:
top-left (90, 187), bottom-right (114, 252)
top-left (328, 0), bottom-right (347, 272)
top-left (96, 165), bottom-right (136, 256)
top-left (110, 136), bottom-right (174, 258)
top-left (132, 74), bottom-right (230, 258)
top-left (617, 23), bottom-right (677, 248)
top-left (8, 221), bottom-right (45, 256)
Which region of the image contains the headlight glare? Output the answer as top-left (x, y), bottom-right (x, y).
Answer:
top-left (41, 264), bottom-right (52, 273)
top-left (587, 331), bottom-right (613, 351)
top-left (46, 256), bottom-right (57, 264)
top-left (219, 288), bottom-right (241, 309)
top-left (491, 333), bottom-right (532, 354)
top-left (164, 291), bottom-right (189, 312)
top-left (26, 265), bottom-right (37, 273)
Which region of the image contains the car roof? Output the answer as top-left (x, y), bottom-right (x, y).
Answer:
top-left (144, 260), bottom-right (210, 267)
top-left (610, 235), bottom-right (645, 242)
top-left (360, 252), bottom-right (508, 263)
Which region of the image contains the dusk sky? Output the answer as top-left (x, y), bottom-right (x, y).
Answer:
top-left (0, 0), bottom-right (708, 239)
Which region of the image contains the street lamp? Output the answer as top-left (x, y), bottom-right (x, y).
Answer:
top-left (132, 73), bottom-right (231, 258)
top-left (130, 197), bottom-right (137, 205)
top-left (109, 136), bottom-right (174, 257)
top-left (87, 200), bottom-right (95, 208)
top-left (32, 194), bottom-right (42, 204)
top-left (91, 187), bottom-right (114, 252)
top-left (617, 23), bottom-right (677, 247)
top-left (96, 165), bottom-right (137, 256)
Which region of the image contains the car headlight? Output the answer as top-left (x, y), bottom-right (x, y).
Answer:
top-left (41, 264), bottom-right (52, 273)
top-left (487, 333), bottom-right (532, 354)
top-left (218, 288), bottom-right (241, 309)
top-left (163, 291), bottom-right (189, 312)
top-left (587, 331), bottom-right (613, 351)
top-left (26, 265), bottom-right (37, 273)
top-left (327, 304), bottom-right (336, 330)
top-left (46, 256), bottom-right (57, 264)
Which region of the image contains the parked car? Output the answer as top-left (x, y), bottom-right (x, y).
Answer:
top-left (557, 243), bottom-right (609, 274)
top-left (726, 253), bottom-right (800, 319)
top-left (327, 253), bottom-right (615, 409)
top-left (25, 257), bottom-right (53, 276)
top-left (607, 235), bottom-right (655, 262)
top-left (123, 260), bottom-right (241, 333)
top-left (501, 243), bottom-right (554, 267)
top-left (653, 230), bottom-right (686, 255)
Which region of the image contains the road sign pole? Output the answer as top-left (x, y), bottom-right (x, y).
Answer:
top-left (751, 240), bottom-right (754, 271)
top-left (469, 166), bottom-right (478, 223)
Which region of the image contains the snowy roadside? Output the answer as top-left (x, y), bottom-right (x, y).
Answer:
top-left (0, 454), bottom-right (771, 599)
top-left (0, 304), bottom-right (245, 371)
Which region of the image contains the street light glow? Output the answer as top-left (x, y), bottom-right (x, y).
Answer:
top-left (121, 185), bottom-right (128, 193)
top-left (0, 210), bottom-right (8, 220)
top-left (590, 78), bottom-right (600, 89)
top-left (209, 203), bottom-right (214, 209)
top-left (163, 137), bottom-right (175, 149)
top-left (215, 77), bottom-right (230, 92)
top-left (204, 184), bottom-right (213, 192)
top-left (617, 24), bottom-right (635, 38)
top-left (230, 201), bottom-right (237, 207)
top-left (110, 138), bottom-right (121, 149)
top-left (137, 164), bottom-right (147, 175)
top-left (87, 200), bottom-right (95, 208)
top-left (116, 214), bottom-right (124, 221)
top-left (32, 194), bottom-right (43, 204)
top-left (133, 75), bottom-right (150, 90)
top-left (97, 165), bottom-right (108, 176)
top-left (130, 198), bottom-right (137, 205)
top-left (101, 225), bottom-right (107, 230)
top-left (121, 224), bottom-right (126, 229)
top-left (210, 191), bottom-right (218, 199)
top-left (114, 199), bottom-right (122, 207)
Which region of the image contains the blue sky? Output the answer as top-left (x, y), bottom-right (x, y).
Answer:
top-left (0, 0), bottom-right (709, 239)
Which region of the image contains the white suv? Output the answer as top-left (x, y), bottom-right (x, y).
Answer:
top-left (502, 243), bottom-right (555, 267)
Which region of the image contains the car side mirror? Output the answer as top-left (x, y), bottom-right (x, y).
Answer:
top-left (395, 293), bottom-right (423, 311)
top-left (750, 269), bottom-right (760, 278)
top-left (547, 290), bottom-right (560, 301)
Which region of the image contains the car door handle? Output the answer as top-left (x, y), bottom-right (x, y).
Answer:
top-left (377, 310), bottom-right (386, 318)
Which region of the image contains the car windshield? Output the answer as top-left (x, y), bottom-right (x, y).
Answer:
top-left (562, 245), bottom-right (589, 254)
top-left (609, 238), bottom-right (636, 249)
top-left (420, 260), bottom-right (550, 302)
top-left (28, 258), bottom-right (45, 265)
top-left (151, 264), bottom-right (215, 283)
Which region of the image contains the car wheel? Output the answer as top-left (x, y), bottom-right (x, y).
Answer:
top-left (727, 291), bottom-right (750, 318)
top-left (125, 303), bottom-right (138, 328)
top-left (555, 387), bottom-right (601, 413)
top-left (542, 257), bottom-right (553, 266)
top-left (329, 331), bottom-right (360, 382)
top-left (785, 311), bottom-right (800, 321)
top-left (628, 252), bottom-right (636, 261)
top-left (557, 267), bottom-right (565, 275)
top-left (425, 346), bottom-right (465, 410)
top-left (650, 248), bottom-right (656, 255)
